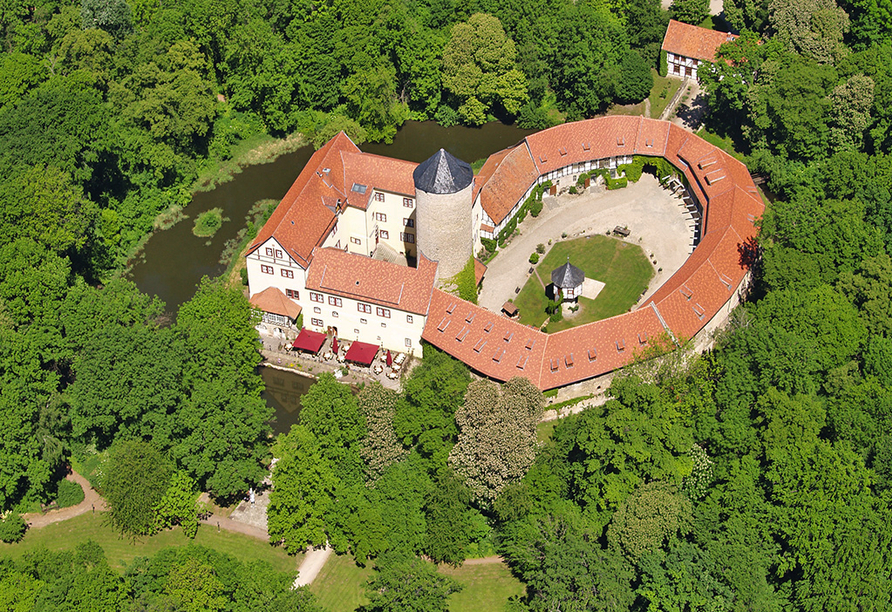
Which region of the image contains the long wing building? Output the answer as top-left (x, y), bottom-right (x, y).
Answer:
top-left (246, 116), bottom-right (763, 390)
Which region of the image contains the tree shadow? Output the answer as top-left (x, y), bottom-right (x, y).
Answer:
top-left (675, 92), bottom-right (709, 131)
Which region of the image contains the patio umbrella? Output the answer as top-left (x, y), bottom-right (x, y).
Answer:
top-left (332, 336), bottom-right (339, 354)
top-left (386, 350), bottom-right (393, 367)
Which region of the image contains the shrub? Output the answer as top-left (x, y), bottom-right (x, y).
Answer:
top-left (536, 243), bottom-right (546, 254)
top-left (569, 186), bottom-right (578, 194)
top-left (659, 50), bottom-right (668, 77)
top-left (0, 513), bottom-right (26, 543)
top-left (192, 208), bottom-right (224, 238)
top-left (606, 176), bottom-right (628, 190)
top-left (56, 479), bottom-right (85, 509)
top-left (481, 237), bottom-right (498, 254)
top-left (240, 267), bottom-right (248, 285)
top-left (529, 199), bottom-right (543, 217)
top-left (529, 253), bottom-right (539, 264)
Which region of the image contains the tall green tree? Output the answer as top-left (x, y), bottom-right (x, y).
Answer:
top-left (441, 13), bottom-right (528, 124)
top-left (449, 377), bottom-right (544, 506)
top-left (268, 425), bottom-right (339, 553)
top-left (104, 439), bottom-right (173, 537)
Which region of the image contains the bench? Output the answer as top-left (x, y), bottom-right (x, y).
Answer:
top-left (613, 226), bottom-right (631, 238)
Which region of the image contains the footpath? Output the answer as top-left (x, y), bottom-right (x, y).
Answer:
top-left (22, 470), bottom-right (334, 588)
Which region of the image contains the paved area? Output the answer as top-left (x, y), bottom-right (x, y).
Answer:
top-left (294, 544), bottom-right (333, 588)
top-left (227, 487), bottom-right (270, 531)
top-left (478, 175), bottom-right (696, 314)
top-left (581, 278), bottom-right (605, 300)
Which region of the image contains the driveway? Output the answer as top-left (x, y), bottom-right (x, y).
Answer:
top-left (478, 175), bottom-right (696, 314)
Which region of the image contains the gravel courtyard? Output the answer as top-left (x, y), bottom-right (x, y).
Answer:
top-left (478, 175), bottom-right (696, 313)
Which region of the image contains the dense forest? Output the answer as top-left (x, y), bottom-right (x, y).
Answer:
top-left (3, 0), bottom-right (892, 609)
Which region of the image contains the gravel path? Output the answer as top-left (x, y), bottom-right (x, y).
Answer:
top-left (478, 175), bottom-right (695, 314)
top-left (22, 471), bottom-right (106, 529)
top-left (294, 544), bottom-right (333, 588)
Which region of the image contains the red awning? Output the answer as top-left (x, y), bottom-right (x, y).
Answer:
top-left (344, 341), bottom-right (378, 365)
top-left (292, 328), bottom-right (327, 353)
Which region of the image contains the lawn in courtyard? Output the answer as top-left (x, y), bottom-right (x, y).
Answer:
top-left (514, 235), bottom-right (653, 331)
top-left (0, 511), bottom-right (299, 574)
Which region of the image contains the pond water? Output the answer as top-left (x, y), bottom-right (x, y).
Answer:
top-left (260, 366), bottom-right (315, 436)
top-left (127, 120), bottom-right (533, 311)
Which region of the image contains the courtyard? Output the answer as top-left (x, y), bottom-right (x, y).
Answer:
top-left (514, 236), bottom-right (654, 331)
top-left (477, 174), bottom-right (696, 316)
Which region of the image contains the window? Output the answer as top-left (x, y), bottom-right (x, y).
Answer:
top-left (328, 296), bottom-right (343, 307)
top-left (313, 307), bottom-right (321, 314)
top-left (358, 303), bottom-right (372, 314)
top-left (406, 315), bottom-right (414, 323)
top-left (376, 307), bottom-right (391, 318)
top-left (405, 338), bottom-right (412, 347)
top-left (310, 292), bottom-right (323, 303)
top-left (281, 269), bottom-right (294, 279)
top-left (311, 318), bottom-right (323, 327)
top-left (286, 289), bottom-right (298, 299)
top-left (379, 230), bottom-right (389, 239)
top-left (374, 212), bottom-right (387, 222)
top-left (261, 264), bottom-right (274, 275)
top-left (400, 232), bottom-right (415, 243)
top-left (360, 318), bottom-right (368, 324)
top-left (374, 192), bottom-right (385, 202)
top-left (403, 198), bottom-right (414, 207)
top-left (381, 322), bottom-right (387, 328)
top-left (265, 247), bottom-right (274, 256)
top-left (332, 311), bottom-right (339, 318)
top-left (275, 249), bottom-right (283, 259)
top-left (351, 237), bottom-right (361, 245)
top-left (404, 218), bottom-right (414, 228)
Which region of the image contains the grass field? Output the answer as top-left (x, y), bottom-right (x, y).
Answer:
top-left (443, 562), bottom-right (526, 612)
top-left (649, 70), bottom-right (684, 119)
top-left (310, 554), bottom-right (526, 612)
top-left (515, 236), bottom-right (653, 331)
top-left (310, 553), bottom-right (375, 611)
top-left (0, 512), bottom-right (299, 574)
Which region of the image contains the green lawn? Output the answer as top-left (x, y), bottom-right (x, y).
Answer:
top-left (0, 512), bottom-right (299, 574)
top-left (310, 553), bottom-right (375, 612)
top-left (443, 562), bottom-right (526, 612)
top-left (648, 70), bottom-right (684, 119)
top-left (515, 236), bottom-right (653, 331)
top-left (696, 128), bottom-right (744, 160)
top-left (310, 554), bottom-right (526, 612)
top-left (536, 419), bottom-right (558, 443)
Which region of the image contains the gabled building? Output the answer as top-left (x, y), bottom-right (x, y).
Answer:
top-left (661, 19), bottom-right (737, 79)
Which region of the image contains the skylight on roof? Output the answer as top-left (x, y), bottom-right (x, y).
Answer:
top-left (351, 183), bottom-right (367, 194)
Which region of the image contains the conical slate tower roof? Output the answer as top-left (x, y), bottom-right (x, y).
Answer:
top-left (551, 260), bottom-right (584, 288)
top-left (413, 148), bottom-right (473, 194)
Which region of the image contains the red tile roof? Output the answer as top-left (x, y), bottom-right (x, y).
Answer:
top-left (474, 259), bottom-right (487, 285)
top-left (248, 132), bottom-right (418, 267)
top-left (305, 248), bottom-right (437, 315)
top-left (661, 20), bottom-right (737, 61)
top-left (248, 132), bottom-right (357, 267)
top-left (249, 287), bottom-right (302, 320)
top-left (476, 143), bottom-right (539, 226)
top-left (341, 151), bottom-right (417, 210)
top-left (426, 117), bottom-right (764, 389)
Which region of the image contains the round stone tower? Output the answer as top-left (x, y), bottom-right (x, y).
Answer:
top-left (413, 148), bottom-right (474, 282)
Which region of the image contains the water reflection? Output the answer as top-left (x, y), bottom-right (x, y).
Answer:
top-left (260, 366), bottom-right (314, 436)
